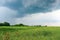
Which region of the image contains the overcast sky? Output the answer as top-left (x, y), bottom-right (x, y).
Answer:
top-left (0, 0), bottom-right (60, 26)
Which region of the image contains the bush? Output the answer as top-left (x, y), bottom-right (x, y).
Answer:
top-left (34, 25), bottom-right (41, 27)
top-left (19, 24), bottom-right (24, 26)
top-left (45, 25), bottom-right (47, 27)
top-left (0, 23), bottom-right (4, 26)
top-left (3, 22), bottom-right (10, 26)
top-left (0, 22), bottom-right (10, 26)
top-left (14, 23), bottom-right (25, 26)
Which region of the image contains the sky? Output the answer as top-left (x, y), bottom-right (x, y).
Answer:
top-left (0, 0), bottom-right (60, 26)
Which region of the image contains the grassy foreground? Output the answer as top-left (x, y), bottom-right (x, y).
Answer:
top-left (0, 26), bottom-right (60, 40)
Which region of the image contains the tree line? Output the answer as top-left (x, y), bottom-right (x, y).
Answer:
top-left (0, 22), bottom-right (26, 26)
top-left (0, 22), bottom-right (47, 27)
top-left (0, 22), bottom-right (10, 26)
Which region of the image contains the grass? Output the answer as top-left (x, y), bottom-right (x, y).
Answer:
top-left (0, 26), bottom-right (60, 40)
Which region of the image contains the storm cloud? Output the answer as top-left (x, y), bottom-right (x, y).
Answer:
top-left (1, 0), bottom-right (58, 13)
top-left (0, 0), bottom-right (60, 25)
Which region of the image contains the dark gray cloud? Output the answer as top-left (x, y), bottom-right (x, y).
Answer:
top-left (0, 0), bottom-right (60, 25)
top-left (1, 0), bottom-right (57, 17)
top-left (23, 0), bottom-right (56, 13)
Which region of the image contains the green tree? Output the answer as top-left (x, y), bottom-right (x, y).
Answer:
top-left (0, 23), bottom-right (3, 26)
top-left (19, 23), bottom-right (24, 26)
top-left (3, 22), bottom-right (10, 26)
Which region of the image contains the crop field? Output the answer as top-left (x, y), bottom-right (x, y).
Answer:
top-left (0, 26), bottom-right (60, 40)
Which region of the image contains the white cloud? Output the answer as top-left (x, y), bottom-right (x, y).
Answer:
top-left (0, 7), bottom-right (17, 24)
top-left (15, 10), bottom-right (60, 26)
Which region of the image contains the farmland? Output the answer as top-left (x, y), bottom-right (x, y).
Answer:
top-left (0, 26), bottom-right (60, 40)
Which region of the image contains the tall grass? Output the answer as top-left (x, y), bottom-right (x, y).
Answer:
top-left (0, 26), bottom-right (60, 40)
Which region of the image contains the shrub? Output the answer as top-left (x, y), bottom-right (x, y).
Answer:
top-left (14, 23), bottom-right (25, 26)
top-left (0, 23), bottom-right (4, 26)
top-left (19, 24), bottom-right (24, 26)
top-left (45, 25), bottom-right (47, 27)
top-left (34, 25), bottom-right (41, 27)
top-left (0, 22), bottom-right (10, 26)
top-left (3, 22), bottom-right (10, 26)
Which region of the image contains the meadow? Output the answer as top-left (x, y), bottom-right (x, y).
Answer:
top-left (0, 26), bottom-right (60, 40)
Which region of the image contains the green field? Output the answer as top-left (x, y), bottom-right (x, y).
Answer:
top-left (0, 26), bottom-right (60, 40)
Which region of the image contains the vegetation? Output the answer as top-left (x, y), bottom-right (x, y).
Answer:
top-left (0, 22), bottom-right (45, 27)
top-left (0, 22), bottom-right (10, 26)
top-left (14, 23), bottom-right (25, 26)
top-left (0, 22), bottom-right (60, 40)
top-left (0, 26), bottom-right (60, 40)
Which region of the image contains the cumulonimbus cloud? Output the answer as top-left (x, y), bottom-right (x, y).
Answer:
top-left (1, 0), bottom-right (59, 14)
top-left (0, 0), bottom-right (60, 25)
